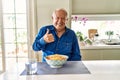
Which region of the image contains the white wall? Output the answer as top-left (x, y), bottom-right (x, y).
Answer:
top-left (36, 0), bottom-right (71, 29)
top-left (72, 0), bottom-right (120, 14)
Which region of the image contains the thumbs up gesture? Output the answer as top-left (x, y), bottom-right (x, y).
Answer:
top-left (43, 29), bottom-right (54, 43)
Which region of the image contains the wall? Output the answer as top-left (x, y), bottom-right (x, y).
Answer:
top-left (36, 0), bottom-right (71, 30)
top-left (72, 0), bottom-right (120, 14)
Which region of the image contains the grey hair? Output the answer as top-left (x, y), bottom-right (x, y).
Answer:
top-left (52, 8), bottom-right (68, 18)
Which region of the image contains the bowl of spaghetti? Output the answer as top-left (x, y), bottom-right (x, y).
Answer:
top-left (45, 54), bottom-right (68, 68)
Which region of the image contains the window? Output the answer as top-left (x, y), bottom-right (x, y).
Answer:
top-left (1, 0), bottom-right (28, 70)
top-left (71, 14), bottom-right (120, 40)
top-left (0, 23), bottom-right (2, 72)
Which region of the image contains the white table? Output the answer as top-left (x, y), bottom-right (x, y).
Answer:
top-left (0, 60), bottom-right (120, 80)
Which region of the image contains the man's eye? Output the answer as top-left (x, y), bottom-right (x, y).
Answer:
top-left (55, 17), bottom-right (59, 20)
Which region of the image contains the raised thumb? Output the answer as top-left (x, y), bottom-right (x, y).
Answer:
top-left (46, 29), bottom-right (49, 34)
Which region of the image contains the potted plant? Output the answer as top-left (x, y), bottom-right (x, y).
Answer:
top-left (105, 31), bottom-right (114, 42)
top-left (76, 31), bottom-right (85, 41)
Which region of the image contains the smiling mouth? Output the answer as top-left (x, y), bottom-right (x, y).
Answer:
top-left (57, 23), bottom-right (63, 26)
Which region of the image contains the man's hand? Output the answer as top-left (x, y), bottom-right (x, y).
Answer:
top-left (43, 29), bottom-right (54, 43)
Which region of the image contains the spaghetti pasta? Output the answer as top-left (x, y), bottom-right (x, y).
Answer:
top-left (46, 54), bottom-right (66, 60)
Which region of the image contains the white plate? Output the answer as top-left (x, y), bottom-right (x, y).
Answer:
top-left (102, 39), bottom-right (120, 45)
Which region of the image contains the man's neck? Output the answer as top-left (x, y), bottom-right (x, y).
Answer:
top-left (56, 29), bottom-right (66, 38)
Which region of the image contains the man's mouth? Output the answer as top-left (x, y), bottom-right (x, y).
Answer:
top-left (57, 23), bottom-right (63, 26)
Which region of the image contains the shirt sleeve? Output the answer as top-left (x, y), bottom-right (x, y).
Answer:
top-left (32, 27), bottom-right (47, 51)
top-left (70, 32), bottom-right (82, 61)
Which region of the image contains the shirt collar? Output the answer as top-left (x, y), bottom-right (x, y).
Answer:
top-left (50, 25), bottom-right (69, 33)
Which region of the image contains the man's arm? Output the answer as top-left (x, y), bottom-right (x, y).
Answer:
top-left (32, 27), bottom-right (47, 51)
top-left (71, 33), bottom-right (82, 61)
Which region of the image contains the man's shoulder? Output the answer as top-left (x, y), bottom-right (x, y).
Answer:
top-left (40, 25), bottom-right (54, 30)
top-left (66, 27), bottom-right (75, 34)
top-left (41, 25), bottom-right (53, 28)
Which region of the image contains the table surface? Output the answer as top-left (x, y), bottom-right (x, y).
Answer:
top-left (0, 60), bottom-right (120, 80)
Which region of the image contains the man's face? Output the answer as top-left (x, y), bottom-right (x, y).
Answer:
top-left (52, 10), bottom-right (68, 31)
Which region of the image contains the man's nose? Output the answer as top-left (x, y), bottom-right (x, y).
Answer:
top-left (58, 18), bottom-right (64, 22)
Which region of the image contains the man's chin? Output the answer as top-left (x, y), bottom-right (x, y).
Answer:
top-left (57, 25), bottom-right (65, 28)
top-left (56, 28), bottom-right (65, 32)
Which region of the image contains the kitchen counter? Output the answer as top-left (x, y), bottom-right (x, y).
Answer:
top-left (79, 39), bottom-right (120, 50)
top-left (0, 60), bottom-right (120, 80)
top-left (80, 44), bottom-right (120, 50)
top-left (80, 44), bottom-right (120, 60)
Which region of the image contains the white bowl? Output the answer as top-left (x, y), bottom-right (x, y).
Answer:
top-left (45, 54), bottom-right (68, 68)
